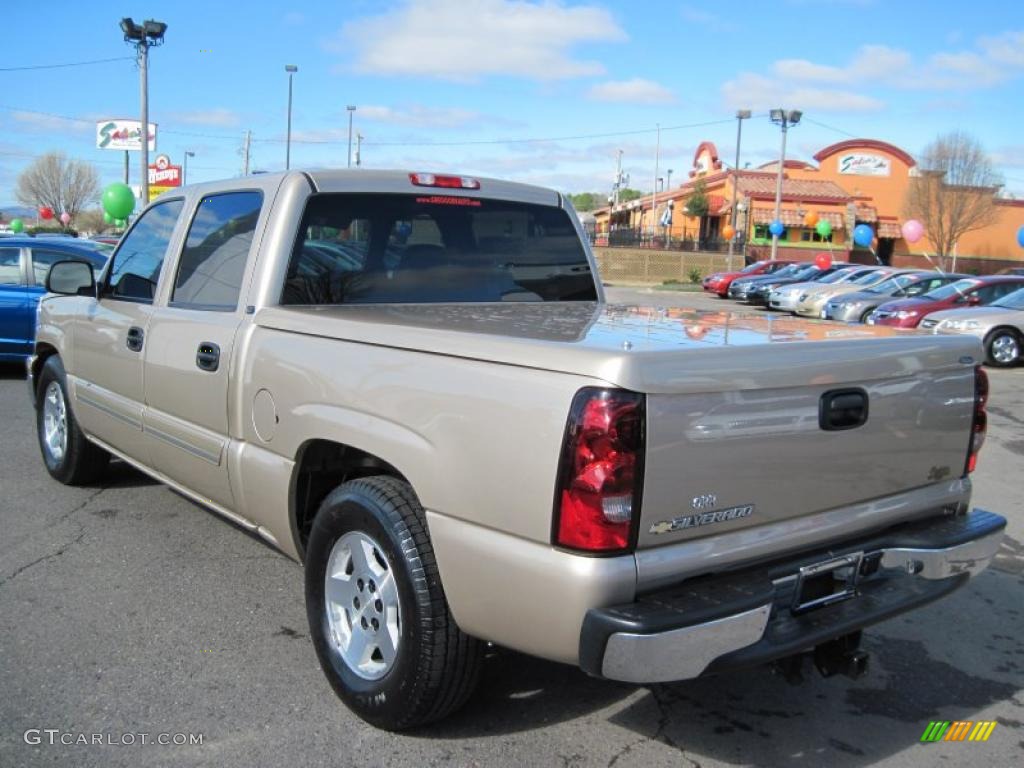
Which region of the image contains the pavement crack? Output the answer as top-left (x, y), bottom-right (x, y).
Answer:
top-left (1, 530), bottom-right (86, 586)
top-left (56, 485), bottom-right (108, 524)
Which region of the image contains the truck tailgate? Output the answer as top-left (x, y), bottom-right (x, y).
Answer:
top-left (638, 365), bottom-right (976, 549)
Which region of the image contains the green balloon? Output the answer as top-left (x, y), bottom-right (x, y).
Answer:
top-left (103, 211), bottom-right (114, 224)
top-left (102, 183), bottom-right (136, 220)
top-left (815, 219), bottom-right (833, 238)
top-left (10, 218), bottom-right (24, 233)
top-left (115, 218), bottom-right (127, 228)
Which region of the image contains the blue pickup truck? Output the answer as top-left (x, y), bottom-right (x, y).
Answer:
top-left (0, 237), bottom-right (110, 361)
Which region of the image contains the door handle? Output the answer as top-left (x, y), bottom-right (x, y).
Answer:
top-left (126, 326), bottom-right (144, 352)
top-left (820, 388), bottom-right (869, 431)
top-left (196, 342), bottom-right (220, 372)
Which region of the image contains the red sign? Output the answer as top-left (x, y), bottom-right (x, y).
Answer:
top-left (148, 154), bottom-right (182, 186)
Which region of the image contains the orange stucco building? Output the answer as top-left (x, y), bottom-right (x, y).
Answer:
top-left (593, 138), bottom-right (1024, 271)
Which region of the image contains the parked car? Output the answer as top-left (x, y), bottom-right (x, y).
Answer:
top-left (867, 275), bottom-right (1024, 328)
top-left (793, 267), bottom-right (905, 318)
top-left (29, 169), bottom-right (1003, 730)
top-left (742, 262), bottom-right (852, 306)
top-left (823, 272), bottom-right (967, 323)
top-left (923, 286), bottom-right (1024, 366)
top-left (0, 237), bottom-right (109, 361)
top-left (703, 259), bottom-right (794, 297)
top-left (768, 265), bottom-right (877, 313)
top-left (727, 261), bottom-right (812, 301)
top-left (996, 267), bottom-right (1024, 276)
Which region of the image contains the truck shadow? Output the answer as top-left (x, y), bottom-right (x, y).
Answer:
top-left (423, 569), bottom-right (1023, 766)
top-left (0, 361), bottom-right (26, 379)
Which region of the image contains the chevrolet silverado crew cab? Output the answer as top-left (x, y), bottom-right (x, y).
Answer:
top-left (29, 170), bottom-right (1004, 731)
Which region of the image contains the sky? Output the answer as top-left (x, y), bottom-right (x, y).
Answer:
top-left (2, 0), bottom-right (1024, 209)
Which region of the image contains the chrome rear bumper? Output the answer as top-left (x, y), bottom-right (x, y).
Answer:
top-left (580, 509), bottom-right (1004, 684)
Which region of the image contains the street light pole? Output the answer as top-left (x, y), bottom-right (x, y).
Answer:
top-left (121, 18), bottom-right (166, 207)
top-left (183, 150), bottom-right (194, 186)
top-left (728, 109), bottom-right (751, 269)
top-left (285, 65), bottom-right (297, 170)
top-left (346, 105), bottom-right (356, 168)
top-left (769, 109), bottom-right (802, 261)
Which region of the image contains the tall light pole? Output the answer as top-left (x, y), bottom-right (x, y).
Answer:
top-left (346, 105), bottom-right (356, 168)
top-left (183, 150), bottom-right (194, 186)
top-left (121, 17), bottom-right (167, 206)
top-left (728, 109), bottom-right (751, 268)
top-left (285, 65), bottom-right (297, 169)
top-left (666, 168), bottom-right (673, 190)
top-left (768, 109), bottom-right (802, 261)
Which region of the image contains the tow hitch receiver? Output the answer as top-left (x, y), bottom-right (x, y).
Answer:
top-left (813, 631), bottom-right (869, 680)
top-left (792, 552), bottom-right (863, 614)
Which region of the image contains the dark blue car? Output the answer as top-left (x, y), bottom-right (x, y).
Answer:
top-left (0, 237), bottom-right (110, 361)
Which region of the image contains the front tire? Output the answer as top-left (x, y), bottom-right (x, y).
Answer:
top-left (36, 356), bottom-right (109, 485)
top-left (305, 476), bottom-right (482, 730)
top-left (985, 328), bottom-right (1021, 367)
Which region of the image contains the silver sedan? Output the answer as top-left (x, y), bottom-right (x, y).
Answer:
top-left (923, 286), bottom-right (1024, 366)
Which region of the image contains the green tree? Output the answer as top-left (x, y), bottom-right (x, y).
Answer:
top-left (684, 179), bottom-right (709, 217)
top-left (567, 192), bottom-right (600, 211)
top-left (618, 188), bottom-right (643, 202)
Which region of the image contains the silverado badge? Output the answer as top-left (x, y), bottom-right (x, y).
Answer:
top-left (649, 504), bottom-right (754, 535)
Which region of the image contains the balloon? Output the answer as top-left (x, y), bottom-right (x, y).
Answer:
top-left (768, 219), bottom-right (784, 237)
top-left (10, 218), bottom-right (24, 233)
top-left (902, 219), bottom-right (925, 244)
top-left (803, 211), bottom-right (819, 228)
top-left (721, 224), bottom-right (735, 240)
top-left (1017, 224), bottom-right (1024, 248)
top-left (853, 223), bottom-right (874, 247)
top-left (102, 182), bottom-right (135, 220)
top-left (115, 219), bottom-right (127, 228)
top-left (39, 206), bottom-right (54, 220)
top-left (815, 219), bottom-right (833, 238)
top-left (814, 252), bottom-right (832, 270)
top-left (60, 212), bottom-right (71, 225)
top-left (103, 211), bottom-right (113, 224)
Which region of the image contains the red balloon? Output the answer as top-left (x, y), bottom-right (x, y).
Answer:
top-left (814, 252), bottom-right (832, 270)
top-left (39, 206), bottom-right (54, 220)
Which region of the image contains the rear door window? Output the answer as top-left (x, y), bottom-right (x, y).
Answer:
top-left (0, 248), bottom-right (20, 285)
top-left (282, 193), bottom-right (595, 305)
top-left (106, 199), bottom-right (184, 302)
top-left (171, 191), bottom-right (262, 310)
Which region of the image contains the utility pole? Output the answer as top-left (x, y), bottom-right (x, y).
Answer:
top-left (183, 150), bottom-right (194, 186)
top-left (242, 130), bottom-right (252, 176)
top-left (123, 151), bottom-right (129, 185)
top-left (769, 109), bottom-right (802, 261)
top-left (613, 149), bottom-right (623, 206)
top-left (650, 123), bottom-right (660, 246)
top-left (285, 64), bottom-right (297, 170)
top-left (120, 18), bottom-right (166, 206)
top-left (355, 132), bottom-right (363, 167)
top-left (728, 110), bottom-right (751, 269)
top-left (346, 105), bottom-right (356, 168)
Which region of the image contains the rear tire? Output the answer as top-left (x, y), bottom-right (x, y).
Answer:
top-left (305, 476), bottom-right (482, 730)
top-left (36, 356), bottom-right (109, 485)
top-left (985, 328), bottom-right (1021, 367)
top-left (860, 308), bottom-right (875, 323)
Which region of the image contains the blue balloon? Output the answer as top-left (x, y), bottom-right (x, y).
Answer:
top-left (1017, 224), bottom-right (1024, 248)
top-left (853, 223), bottom-right (874, 247)
top-left (768, 219), bottom-right (784, 237)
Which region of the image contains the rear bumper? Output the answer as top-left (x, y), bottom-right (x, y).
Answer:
top-left (579, 509), bottom-right (1004, 683)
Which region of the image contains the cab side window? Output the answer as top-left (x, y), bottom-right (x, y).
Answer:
top-left (171, 191), bottom-right (263, 311)
top-left (0, 248), bottom-right (20, 285)
top-left (106, 199), bottom-right (184, 302)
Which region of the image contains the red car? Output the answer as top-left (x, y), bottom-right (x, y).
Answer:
top-left (867, 275), bottom-right (1024, 328)
top-left (702, 260), bottom-right (795, 297)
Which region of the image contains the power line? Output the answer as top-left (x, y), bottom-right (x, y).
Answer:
top-left (0, 56), bottom-right (135, 72)
top-left (802, 117), bottom-right (859, 138)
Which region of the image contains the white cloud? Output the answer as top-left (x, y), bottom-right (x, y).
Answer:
top-left (722, 73), bottom-right (884, 113)
top-left (10, 111), bottom-right (94, 134)
top-left (357, 105), bottom-right (485, 128)
top-left (171, 108), bottom-right (240, 127)
top-left (335, 0), bottom-right (626, 81)
top-left (587, 78), bottom-right (675, 105)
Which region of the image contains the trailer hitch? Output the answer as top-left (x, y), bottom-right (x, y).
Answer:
top-left (813, 631), bottom-right (869, 680)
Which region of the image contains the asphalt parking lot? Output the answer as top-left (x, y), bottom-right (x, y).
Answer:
top-left (2, 291), bottom-right (1022, 768)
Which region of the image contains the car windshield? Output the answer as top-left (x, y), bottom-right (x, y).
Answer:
top-left (789, 265), bottom-right (822, 280)
top-left (739, 261), bottom-right (767, 274)
top-left (991, 286), bottom-right (1024, 310)
top-left (818, 268), bottom-right (857, 284)
top-left (764, 264), bottom-right (801, 279)
top-left (850, 269), bottom-right (887, 285)
top-left (865, 274), bottom-right (920, 294)
top-left (921, 279), bottom-right (981, 301)
top-left (282, 193), bottom-right (597, 304)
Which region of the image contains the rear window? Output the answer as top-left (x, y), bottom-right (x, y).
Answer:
top-left (282, 193), bottom-right (596, 305)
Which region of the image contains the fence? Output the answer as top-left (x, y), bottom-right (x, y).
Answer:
top-left (592, 247), bottom-right (738, 284)
top-left (595, 228), bottom-right (739, 253)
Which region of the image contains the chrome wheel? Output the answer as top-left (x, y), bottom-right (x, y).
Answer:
top-left (42, 381), bottom-right (68, 464)
top-left (991, 333), bottom-right (1020, 365)
top-left (324, 531), bottom-right (401, 681)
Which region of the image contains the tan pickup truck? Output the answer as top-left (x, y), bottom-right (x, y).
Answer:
top-left (29, 170), bottom-right (1004, 731)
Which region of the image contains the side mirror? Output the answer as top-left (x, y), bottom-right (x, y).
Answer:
top-left (46, 260), bottom-right (96, 297)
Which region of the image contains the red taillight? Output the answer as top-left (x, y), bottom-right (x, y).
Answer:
top-left (554, 388), bottom-right (644, 553)
top-left (966, 366), bottom-right (988, 474)
top-left (408, 172), bottom-right (481, 189)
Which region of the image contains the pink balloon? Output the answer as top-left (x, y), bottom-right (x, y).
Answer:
top-left (901, 219), bottom-right (924, 244)
top-left (60, 212), bottom-right (71, 225)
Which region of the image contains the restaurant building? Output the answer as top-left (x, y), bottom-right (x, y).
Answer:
top-left (594, 138), bottom-right (1024, 271)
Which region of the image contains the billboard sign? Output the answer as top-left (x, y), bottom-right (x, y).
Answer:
top-left (96, 119), bottom-right (157, 151)
top-left (147, 154), bottom-right (181, 187)
top-left (838, 153), bottom-right (891, 177)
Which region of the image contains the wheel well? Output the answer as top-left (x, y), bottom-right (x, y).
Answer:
top-left (291, 439), bottom-right (408, 560)
top-left (31, 344), bottom-right (59, 403)
top-left (986, 326), bottom-right (1021, 341)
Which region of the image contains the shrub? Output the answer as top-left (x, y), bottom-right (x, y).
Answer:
top-left (688, 267), bottom-right (703, 284)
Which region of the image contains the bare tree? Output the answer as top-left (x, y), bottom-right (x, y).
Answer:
top-left (904, 132), bottom-right (1002, 270)
top-left (15, 152), bottom-right (101, 221)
